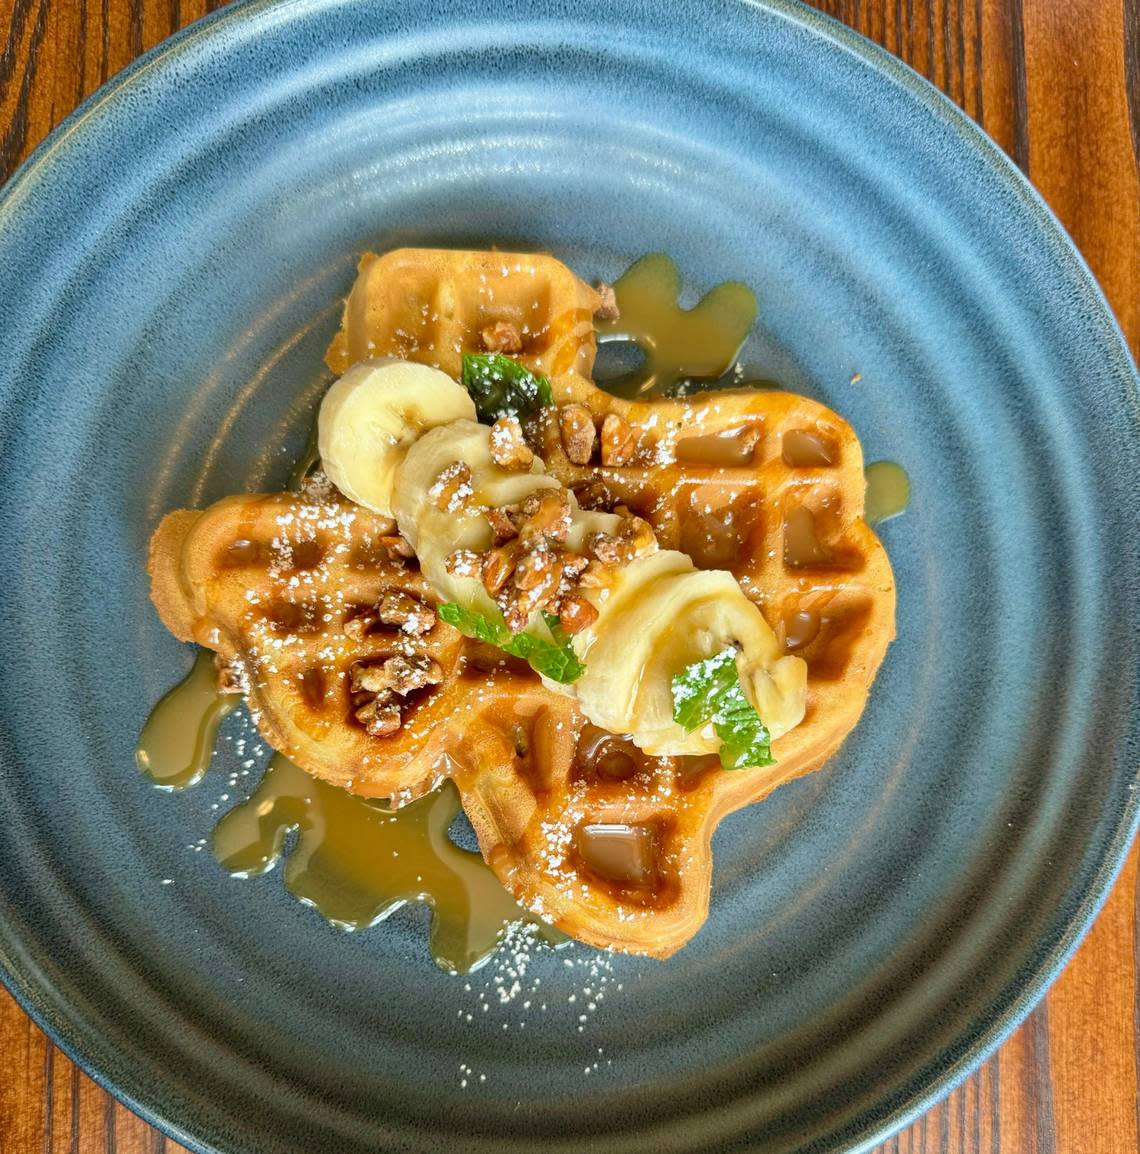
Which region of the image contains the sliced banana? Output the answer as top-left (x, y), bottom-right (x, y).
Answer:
top-left (318, 358), bottom-right (476, 516)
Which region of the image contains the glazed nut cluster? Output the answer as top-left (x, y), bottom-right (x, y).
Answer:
top-left (556, 404), bottom-right (637, 467)
top-left (345, 590), bottom-right (442, 736)
top-left (441, 420), bottom-right (659, 635)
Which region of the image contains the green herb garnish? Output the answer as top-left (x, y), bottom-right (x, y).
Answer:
top-left (671, 647), bottom-right (774, 770)
top-left (461, 353), bottom-right (554, 423)
top-left (437, 603), bottom-right (585, 683)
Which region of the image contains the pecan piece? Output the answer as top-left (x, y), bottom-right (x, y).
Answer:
top-left (446, 549), bottom-right (482, 579)
top-left (600, 413), bottom-right (636, 466)
top-left (571, 479), bottom-right (615, 512)
top-left (481, 320), bottom-right (523, 354)
top-left (351, 654), bottom-right (443, 697)
top-left (380, 534), bottom-right (415, 559)
top-left (489, 416), bottom-right (535, 471)
top-left (355, 698), bottom-right (402, 737)
top-left (558, 594), bottom-right (599, 634)
top-left (485, 505), bottom-right (518, 544)
top-left (519, 488), bottom-right (572, 546)
top-left (429, 461), bottom-right (474, 512)
top-left (482, 543), bottom-right (520, 595)
top-left (376, 590), bottom-right (435, 635)
top-left (559, 404), bottom-right (597, 465)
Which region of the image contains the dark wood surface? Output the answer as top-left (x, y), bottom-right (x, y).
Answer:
top-left (2, 1), bottom-right (1138, 1150)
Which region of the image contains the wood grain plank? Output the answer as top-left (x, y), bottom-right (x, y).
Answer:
top-left (0, 1), bottom-right (1137, 1151)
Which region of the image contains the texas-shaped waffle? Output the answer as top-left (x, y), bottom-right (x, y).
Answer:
top-left (147, 249), bottom-right (894, 956)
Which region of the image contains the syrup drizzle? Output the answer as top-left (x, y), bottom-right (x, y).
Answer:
top-left (213, 754), bottom-right (526, 972)
top-left (136, 649), bottom-right (238, 790)
top-left (595, 253), bottom-right (757, 396)
top-left (864, 460), bottom-right (911, 525)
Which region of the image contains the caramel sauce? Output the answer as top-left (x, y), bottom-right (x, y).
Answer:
top-left (213, 753), bottom-right (526, 973)
top-left (575, 822), bottom-right (658, 887)
top-left (136, 650), bottom-right (238, 790)
top-left (782, 429), bottom-right (838, 468)
top-left (675, 425), bottom-right (762, 468)
top-left (596, 253), bottom-right (757, 396)
top-left (864, 460), bottom-right (911, 524)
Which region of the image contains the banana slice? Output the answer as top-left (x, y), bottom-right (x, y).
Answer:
top-left (318, 358), bottom-right (476, 516)
top-left (573, 560), bottom-right (805, 756)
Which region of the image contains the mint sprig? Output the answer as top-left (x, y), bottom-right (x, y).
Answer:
top-left (671, 648), bottom-right (774, 770)
top-left (461, 353), bottom-right (554, 423)
top-left (437, 603), bottom-right (585, 684)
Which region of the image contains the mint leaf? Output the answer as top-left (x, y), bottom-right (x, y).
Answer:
top-left (437, 602), bottom-right (584, 684)
top-left (461, 353), bottom-right (554, 423)
top-left (671, 648), bottom-right (774, 770)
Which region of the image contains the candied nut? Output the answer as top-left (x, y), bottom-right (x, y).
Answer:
top-left (214, 653), bottom-right (247, 694)
top-left (355, 698), bottom-right (402, 737)
top-left (446, 549), bottom-right (482, 578)
top-left (485, 506), bottom-right (518, 544)
top-left (513, 547), bottom-right (561, 592)
top-left (559, 404), bottom-right (597, 465)
top-left (558, 594), bottom-right (599, 634)
top-left (481, 320), bottom-right (523, 354)
top-left (380, 534), bottom-right (415, 559)
top-left (561, 553), bottom-right (590, 582)
top-left (353, 654), bottom-right (443, 698)
top-left (600, 413), bottom-right (636, 466)
top-left (577, 559), bottom-right (613, 589)
top-left (621, 515), bottom-right (658, 558)
top-left (342, 607), bottom-right (378, 641)
top-left (482, 544), bottom-right (520, 595)
top-left (489, 416), bottom-right (535, 471)
top-left (350, 661), bottom-right (395, 696)
top-left (376, 590), bottom-right (435, 635)
top-left (587, 531), bottom-right (624, 566)
top-left (571, 479), bottom-right (615, 512)
top-left (429, 461), bottom-right (474, 512)
top-left (519, 488), bottom-right (572, 546)
top-left (594, 282), bottom-right (619, 321)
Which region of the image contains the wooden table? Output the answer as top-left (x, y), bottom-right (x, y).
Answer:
top-left (1, 1), bottom-right (1137, 1150)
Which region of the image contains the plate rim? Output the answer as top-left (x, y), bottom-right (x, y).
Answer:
top-left (0, 1), bottom-right (1137, 1152)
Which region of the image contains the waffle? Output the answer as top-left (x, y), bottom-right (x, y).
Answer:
top-left (149, 248), bottom-right (895, 957)
top-left (449, 374), bottom-right (895, 955)
top-left (325, 247), bottom-right (603, 381)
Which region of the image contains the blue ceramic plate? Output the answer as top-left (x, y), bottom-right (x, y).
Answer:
top-left (0, 2), bottom-right (1137, 1151)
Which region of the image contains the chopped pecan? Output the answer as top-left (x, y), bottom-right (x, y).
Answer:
top-left (594, 282), bottom-right (620, 321)
top-left (481, 542), bottom-right (520, 595)
top-left (481, 320), bottom-right (523, 354)
top-left (576, 559), bottom-right (614, 589)
top-left (446, 549), bottom-right (482, 579)
top-left (600, 413), bottom-right (636, 466)
top-left (513, 548), bottom-right (562, 593)
top-left (571, 479), bottom-right (615, 512)
top-left (485, 506), bottom-right (518, 544)
top-left (355, 698), bottom-right (402, 737)
top-left (342, 607), bottom-right (378, 641)
top-left (561, 553), bottom-right (590, 582)
top-left (587, 531), bottom-right (625, 566)
top-left (376, 590), bottom-right (435, 635)
top-left (429, 461), bottom-right (474, 512)
top-left (351, 654), bottom-right (442, 697)
top-left (489, 416), bottom-right (535, 471)
top-left (519, 488), bottom-right (572, 546)
top-left (558, 594), bottom-right (599, 634)
top-left (380, 534), bottom-right (415, 559)
top-left (621, 514), bottom-right (658, 558)
top-left (558, 404), bottom-right (597, 465)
